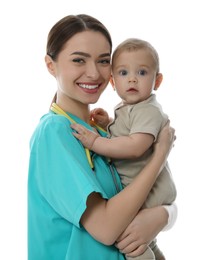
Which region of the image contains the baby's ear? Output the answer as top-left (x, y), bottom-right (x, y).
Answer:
top-left (154, 73), bottom-right (163, 90)
top-left (109, 75), bottom-right (115, 90)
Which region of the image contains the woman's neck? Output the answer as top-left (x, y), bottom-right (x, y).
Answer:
top-left (56, 95), bottom-right (90, 124)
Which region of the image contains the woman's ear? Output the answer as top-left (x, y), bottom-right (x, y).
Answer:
top-left (154, 73), bottom-right (163, 90)
top-left (45, 55), bottom-right (56, 77)
top-left (109, 75), bottom-right (115, 90)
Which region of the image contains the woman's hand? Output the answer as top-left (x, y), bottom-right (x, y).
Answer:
top-left (153, 121), bottom-right (176, 170)
top-left (115, 206), bottom-right (168, 257)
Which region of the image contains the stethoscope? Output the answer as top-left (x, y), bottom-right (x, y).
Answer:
top-left (50, 102), bottom-right (121, 192)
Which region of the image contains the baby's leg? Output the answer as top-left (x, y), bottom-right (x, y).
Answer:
top-left (125, 245), bottom-right (155, 260)
top-left (149, 239), bottom-right (165, 260)
top-left (151, 242), bottom-right (165, 260)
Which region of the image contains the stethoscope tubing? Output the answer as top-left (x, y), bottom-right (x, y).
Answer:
top-left (50, 102), bottom-right (121, 192)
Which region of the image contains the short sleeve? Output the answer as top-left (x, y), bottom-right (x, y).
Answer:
top-left (129, 104), bottom-right (167, 140)
top-left (29, 115), bottom-right (108, 227)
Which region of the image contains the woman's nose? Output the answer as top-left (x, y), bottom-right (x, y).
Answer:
top-left (85, 62), bottom-right (100, 79)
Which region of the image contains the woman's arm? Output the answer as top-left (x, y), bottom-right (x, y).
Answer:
top-left (80, 122), bottom-right (176, 245)
top-left (115, 204), bottom-right (177, 257)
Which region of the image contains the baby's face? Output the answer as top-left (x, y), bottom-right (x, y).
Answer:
top-left (111, 49), bottom-right (158, 104)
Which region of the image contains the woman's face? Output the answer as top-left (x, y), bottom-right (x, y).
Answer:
top-left (47, 30), bottom-right (111, 107)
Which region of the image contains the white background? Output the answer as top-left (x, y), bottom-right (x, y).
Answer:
top-left (1, 0), bottom-right (205, 259)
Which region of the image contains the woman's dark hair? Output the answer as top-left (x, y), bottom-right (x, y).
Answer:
top-left (46, 14), bottom-right (112, 61)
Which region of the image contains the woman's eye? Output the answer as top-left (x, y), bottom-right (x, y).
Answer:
top-left (138, 69), bottom-right (147, 76)
top-left (72, 58), bottom-right (85, 63)
top-left (99, 59), bottom-right (111, 64)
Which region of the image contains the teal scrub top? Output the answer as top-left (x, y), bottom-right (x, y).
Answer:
top-left (28, 111), bottom-right (125, 260)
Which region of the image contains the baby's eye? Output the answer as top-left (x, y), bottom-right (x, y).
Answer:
top-left (138, 69), bottom-right (147, 76)
top-left (119, 70), bottom-right (128, 76)
top-left (72, 58), bottom-right (85, 63)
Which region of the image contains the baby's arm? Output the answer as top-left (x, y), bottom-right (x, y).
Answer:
top-left (90, 108), bottom-right (112, 130)
top-left (71, 123), bottom-right (154, 159)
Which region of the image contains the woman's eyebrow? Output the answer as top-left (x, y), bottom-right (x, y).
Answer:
top-left (99, 53), bottom-right (111, 57)
top-left (71, 51), bottom-right (110, 58)
top-left (71, 51), bottom-right (90, 57)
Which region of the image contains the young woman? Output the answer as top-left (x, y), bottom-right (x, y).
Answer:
top-left (28, 14), bottom-right (176, 260)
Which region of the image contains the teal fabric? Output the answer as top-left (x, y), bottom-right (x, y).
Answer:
top-left (28, 112), bottom-right (124, 260)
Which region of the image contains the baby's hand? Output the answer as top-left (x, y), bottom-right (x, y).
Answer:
top-left (90, 108), bottom-right (110, 130)
top-left (71, 123), bottom-right (99, 150)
